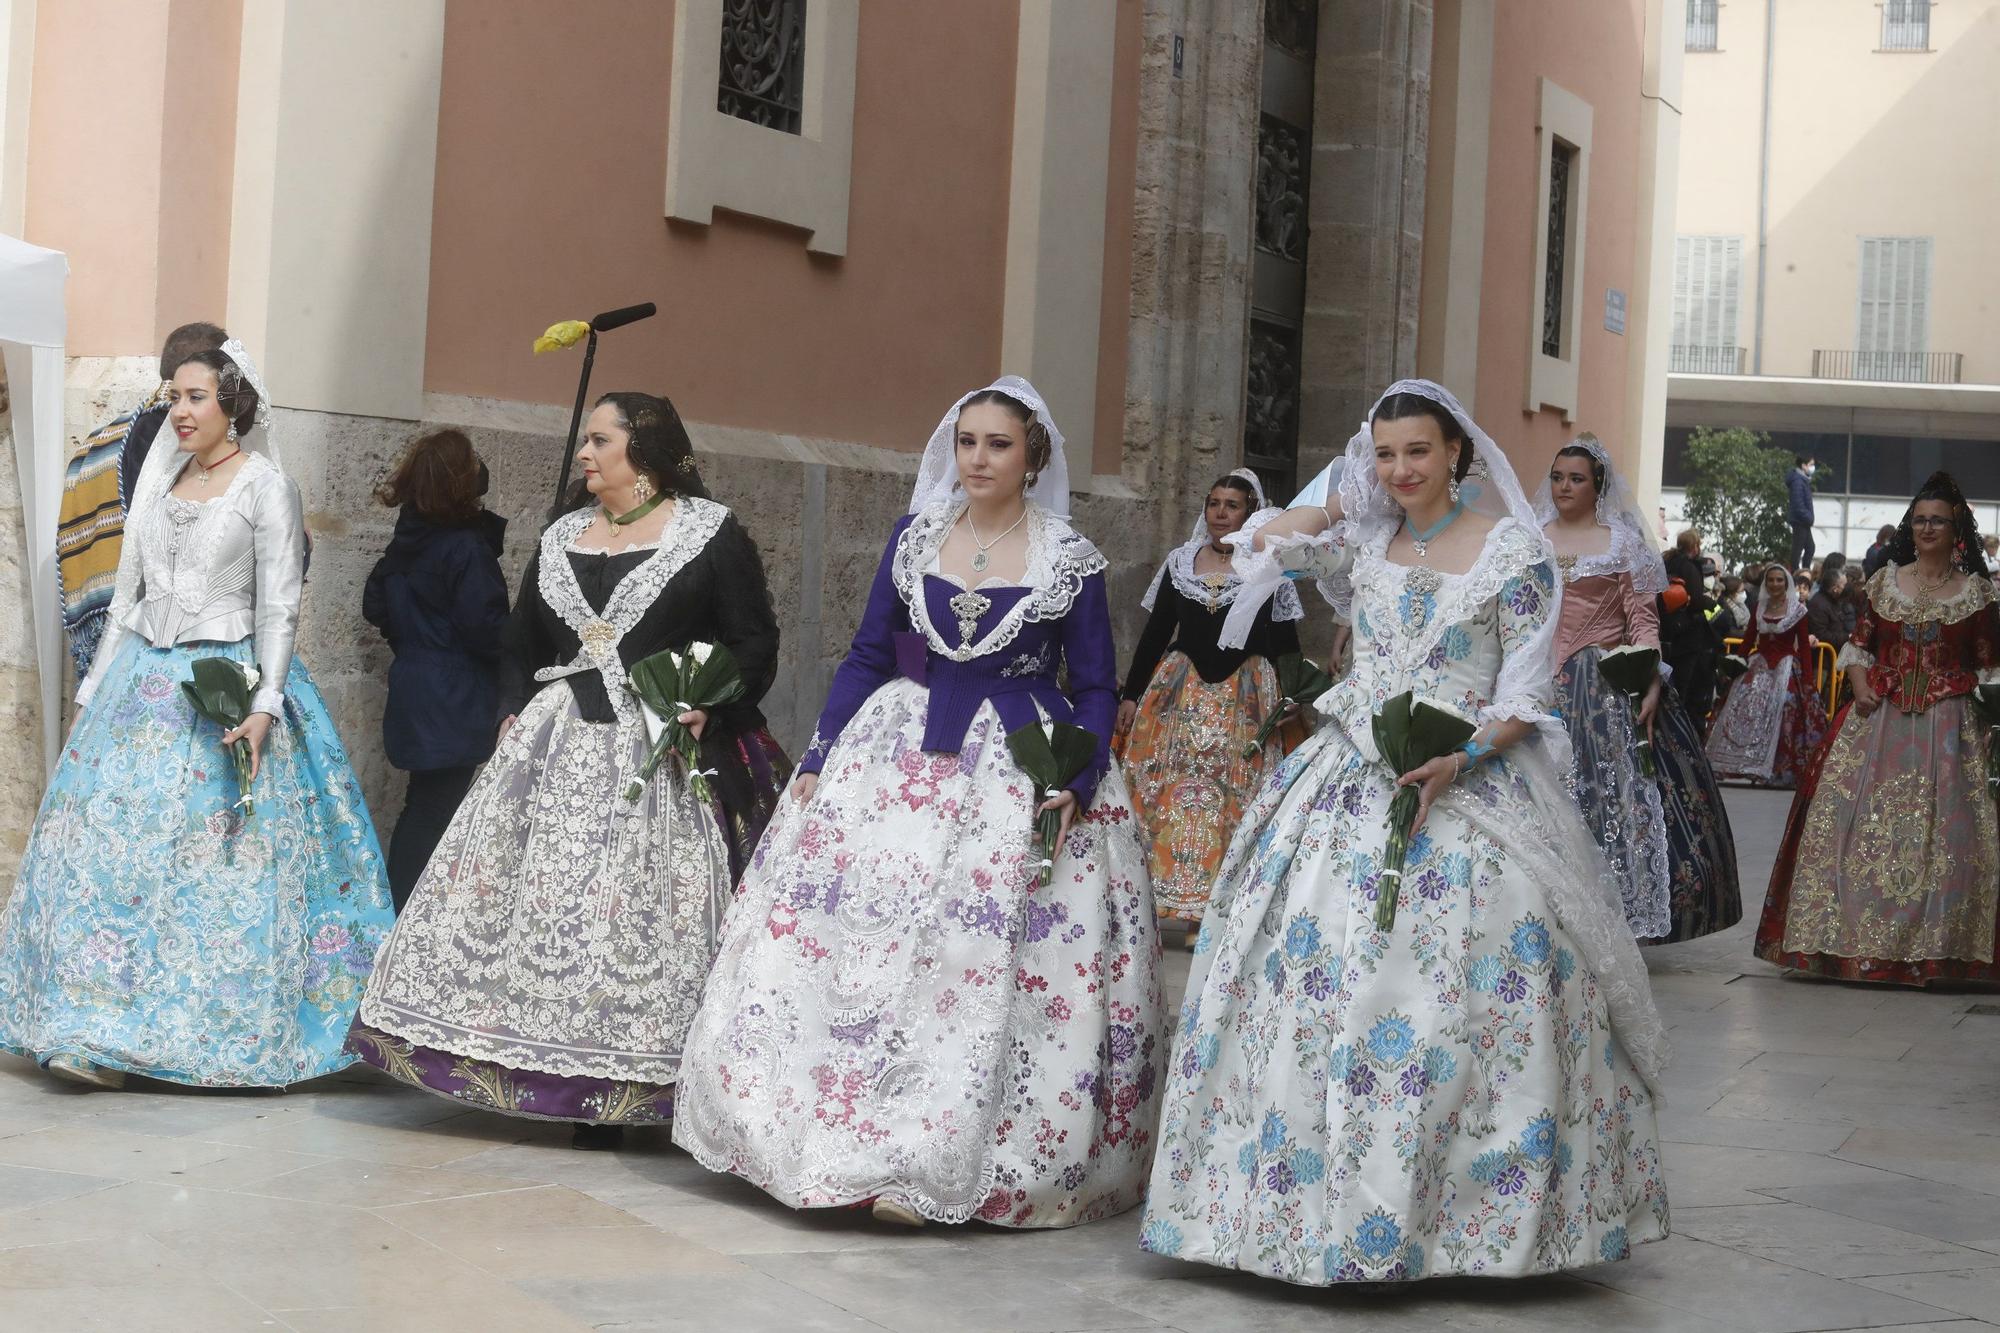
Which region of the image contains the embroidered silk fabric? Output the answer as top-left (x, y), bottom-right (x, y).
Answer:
top-left (351, 505), bottom-right (735, 1107)
top-left (1757, 567), bottom-right (2000, 983)
top-left (0, 638), bottom-right (393, 1085)
top-left (1641, 686), bottom-right (1744, 944)
top-left (1556, 644), bottom-right (1672, 939)
top-left (1116, 651), bottom-right (1301, 922)
top-left (1141, 522), bottom-right (1669, 1284)
top-left (1706, 618), bottom-right (1829, 786)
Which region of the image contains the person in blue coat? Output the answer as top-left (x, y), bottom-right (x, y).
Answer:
top-left (364, 429), bottom-right (509, 909)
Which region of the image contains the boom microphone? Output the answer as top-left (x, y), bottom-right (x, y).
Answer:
top-left (590, 302), bottom-right (658, 333)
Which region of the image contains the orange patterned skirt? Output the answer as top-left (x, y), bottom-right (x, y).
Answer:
top-left (1116, 652), bottom-right (1305, 923)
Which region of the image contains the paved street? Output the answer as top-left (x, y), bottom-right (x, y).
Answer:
top-left (3, 787), bottom-right (1999, 1331)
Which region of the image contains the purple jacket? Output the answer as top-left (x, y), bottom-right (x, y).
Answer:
top-left (798, 509), bottom-right (1118, 807)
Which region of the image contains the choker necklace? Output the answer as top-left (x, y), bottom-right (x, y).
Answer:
top-left (966, 504), bottom-right (1029, 573)
top-left (1408, 500), bottom-right (1464, 558)
top-left (194, 447), bottom-right (242, 487)
top-left (605, 492), bottom-right (668, 527)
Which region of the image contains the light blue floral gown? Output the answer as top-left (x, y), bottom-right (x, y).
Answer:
top-left (1141, 518), bottom-right (1670, 1283)
top-left (0, 451), bottom-right (394, 1086)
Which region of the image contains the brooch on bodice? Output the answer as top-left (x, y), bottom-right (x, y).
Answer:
top-left (1402, 566), bottom-right (1444, 630)
top-left (580, 618), bottom-right (619, 661)
top-left (1555, 553), bottom-right (1579, 582)
top-left (949, 590), bottom-right (992, 645)
top-left (1198, 572), bottom-right (1230, 611)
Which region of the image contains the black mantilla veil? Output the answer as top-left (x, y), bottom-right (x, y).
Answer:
top-left (1888, 470), bottom-right (1989, 576)
top-left (557, 390), bottom-right (711, 515)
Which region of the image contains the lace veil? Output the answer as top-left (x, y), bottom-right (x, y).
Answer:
top-left (1757, 565), bottom-right (1807, 633)
top-left (1141, 467), bottom-right (1303, 621)
top-left (1531, 434), bottom-right (1669, 593)
top-left (907, 375), bottom-right (1071, 517)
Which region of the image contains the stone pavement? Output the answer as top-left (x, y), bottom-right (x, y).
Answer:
top-left (3, 787), bottom-right (2000, 1331)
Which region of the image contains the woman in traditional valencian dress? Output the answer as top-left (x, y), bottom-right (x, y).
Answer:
top-left (0, 343), bottom-right (394, 1090)
top-left (1116, 468), bottom-right (1303, 934)
top-left (1140, 380), bottom-right (1668, 1284)
top-left (674, 376), bottom-right (1164, 1228)
top-left (1707, 565), bottom-right (1829, 787)
top-left (1537, 436), bottom-right (1741, 943)
top-left (348, 392), bottom-right (782, 1148)
top-left (1758, 472), bottom-right (2000, 984)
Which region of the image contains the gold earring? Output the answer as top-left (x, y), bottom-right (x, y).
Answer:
top-left (631, 474), bottom-right (655, 502)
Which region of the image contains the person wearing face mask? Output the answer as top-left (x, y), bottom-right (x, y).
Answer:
top-left (1141, 381), bottom-right (1667, 1285)
top-left (1536, 437), bottom-right (1741, 944)
top-left (348, 391), bottom-right (785, 1150)
top-left (1759, 472), bottom-right (2000, 984)
top-left (673, 377), bottom-right (1164, 1230)
top-left (1115, 468), bottom-right (1305, 935)
top-left (0, 341), bottom-right (394, 1092)
top-left (1788, 455), bottom-right (1819, 573)
top-left (362, 428), bottom-right (510, 910)
top-left (1707, 563), bottom-right (1831, 787)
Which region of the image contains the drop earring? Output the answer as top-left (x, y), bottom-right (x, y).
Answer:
top-left (1448, 474), bottom-right (1462, 504)
top-left (630, 474), bottom-right (655, 503)
top-left (226, 424), bottom-right (239, 444)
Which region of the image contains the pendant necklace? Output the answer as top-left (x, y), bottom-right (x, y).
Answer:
top-left (194, 447), bottom-right (242, 487)
top-left (966, 505), bottom-right (1029, 573)
top-left (1408, 499), bottom-right (1464, 558)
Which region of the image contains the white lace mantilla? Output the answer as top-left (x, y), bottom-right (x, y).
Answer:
top-left (1143, 536), bottom-right (1304, 620)
top-left (893, 499), bottom-right (1105, 662)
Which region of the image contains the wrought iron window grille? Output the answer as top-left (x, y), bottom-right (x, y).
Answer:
top-left (718, 0), bottom-right (806, 134)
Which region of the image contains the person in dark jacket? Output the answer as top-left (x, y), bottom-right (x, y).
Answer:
top-left (1788, 455), bottom-right (1818, 573)
top-left (1807, 566), bottom-right (1850, 651)
top-left (363, 428), bottom-right (509, 909)
top-left (1863, 524), bottom-right (1897, 579)
top-left (1661, 530), bottom-right (1726, 720)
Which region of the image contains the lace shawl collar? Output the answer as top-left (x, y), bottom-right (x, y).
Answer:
top-left (893, 498), bottom-right (1106, 662)
top-left (1868, 562), bottom-right (1999, 626)
top-left (1546, 523), bottom-right (1662, 587)
top-left (534, 496), bottom-right (730, 723)
top-left (1144, 536), bottom-right (1304, 620)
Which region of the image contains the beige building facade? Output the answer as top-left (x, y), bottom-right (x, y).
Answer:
top-left (0, 0), bottom-right (1682, 871)
top-left (1664, 0), bottom-right (2000, 562)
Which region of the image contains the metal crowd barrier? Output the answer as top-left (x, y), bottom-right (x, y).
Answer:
top-left (1720, 637), bottom-right (1844, 712)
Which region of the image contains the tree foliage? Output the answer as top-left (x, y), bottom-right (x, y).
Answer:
top-left (1681, 427), bottom-right (1794, 569)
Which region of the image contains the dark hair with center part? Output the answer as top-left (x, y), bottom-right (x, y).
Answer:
top-left (158, 322), bottom-right (226, 381)
top-left (1209, 472), bottom-right (1259, 502)
top-left (1372, 391), bottom-right (1474, 481)
top-left (1889, 470), bottom-right (1987, 575)
top-left (179, 348), bottom-right (260, 435)
top-left (376, 428), bottom-right (486, 527)
top-left (560, 391), bottom-right (709, 513)
top-left (959, 389), bottom-right (1054, 478)
top-left (1553, 442), bottom-right (1605, 495)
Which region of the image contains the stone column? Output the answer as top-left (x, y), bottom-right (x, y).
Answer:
top-left (1122, 0), bottom-right (1262, 559)
top-left (1300, 0), bottom-right (1433, 481)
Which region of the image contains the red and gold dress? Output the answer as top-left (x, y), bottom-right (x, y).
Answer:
top-left (1757, 565), bottom-right (2000, 984)
top-left (1707, 611), bottom-right (1829, 787)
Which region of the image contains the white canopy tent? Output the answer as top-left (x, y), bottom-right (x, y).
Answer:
top-left (0, 231), bottom-right (67, 776)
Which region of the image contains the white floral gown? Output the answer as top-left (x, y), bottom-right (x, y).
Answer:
top-left (1141, 520), bottom-right (1669, 1283)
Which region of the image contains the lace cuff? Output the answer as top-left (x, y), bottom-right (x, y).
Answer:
top-left (1834, 642), bottom-right (1875, 673)
top-left (1218, 523), bottom-right (1350, 650)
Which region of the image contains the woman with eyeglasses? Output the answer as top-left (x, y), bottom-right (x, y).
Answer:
top-left (1758, 472), bottom-right (2000, 985)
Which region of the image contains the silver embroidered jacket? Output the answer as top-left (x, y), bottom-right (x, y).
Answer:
top-left (76, 451), bottom-right (303, 717)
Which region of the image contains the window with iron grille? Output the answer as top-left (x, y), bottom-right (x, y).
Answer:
top-left (718, 0), bottom-right (806, 133)
top-left (1685, 0), bottom-right (1719, 51)
top-left (1671, 235), bottom-right (1743, 373)
top-left (1881, 0), bottom-right (1931, 51)
top-left (1540, 141), bottom-right (1578, 359)
top-left (1856, 236), bottom-right (1932, 376)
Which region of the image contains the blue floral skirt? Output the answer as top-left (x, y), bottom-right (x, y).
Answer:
top-left (0, 638), bottom-right (394, 1087)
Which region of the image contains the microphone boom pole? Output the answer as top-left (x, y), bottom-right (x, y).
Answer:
top-left (545, 302), bottom-right (659, 519)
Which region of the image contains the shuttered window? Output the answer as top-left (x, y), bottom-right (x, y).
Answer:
top-left (1857, 236), bottom-right (1932, 357)
top-left (1672, 236), bottom-right (1742, 371)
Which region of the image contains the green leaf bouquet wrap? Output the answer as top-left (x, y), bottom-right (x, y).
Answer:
top-left (1368, 691), bottom-right (1477, 930)
top-left (1242, 652), bottom-right (1335, 759)
top-left (1597, 643), bottom-right (1662, 778)
top-left (1005, 716), bottom-right (1101, 890)
top-left (1971, 683), bottom-right (2000, 799)
top-left (624, 642), bottom-right (745, 805)
top-left (180, 657), bottom-right (260, 818)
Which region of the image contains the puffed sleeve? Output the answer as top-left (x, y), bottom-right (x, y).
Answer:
top-left (1485, 551), bottom-right (1562, 731)
top-left (248, 473), bottom-right (306, 717)
top-left (499, 551), bottom-right (556, 720)
top-left (1836, 574), bottom-right (1881, 674)
top-left (798, 518), bottom-right (913, 774)
top-left (1120, 584), bottom-right (1180, 701)
top-left (1059, 571), bottom-right (1119, 807)
top-left (1968, 584), bottom-right (2000, 685)
top-left (706, 515), bottom-right (782, 735)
